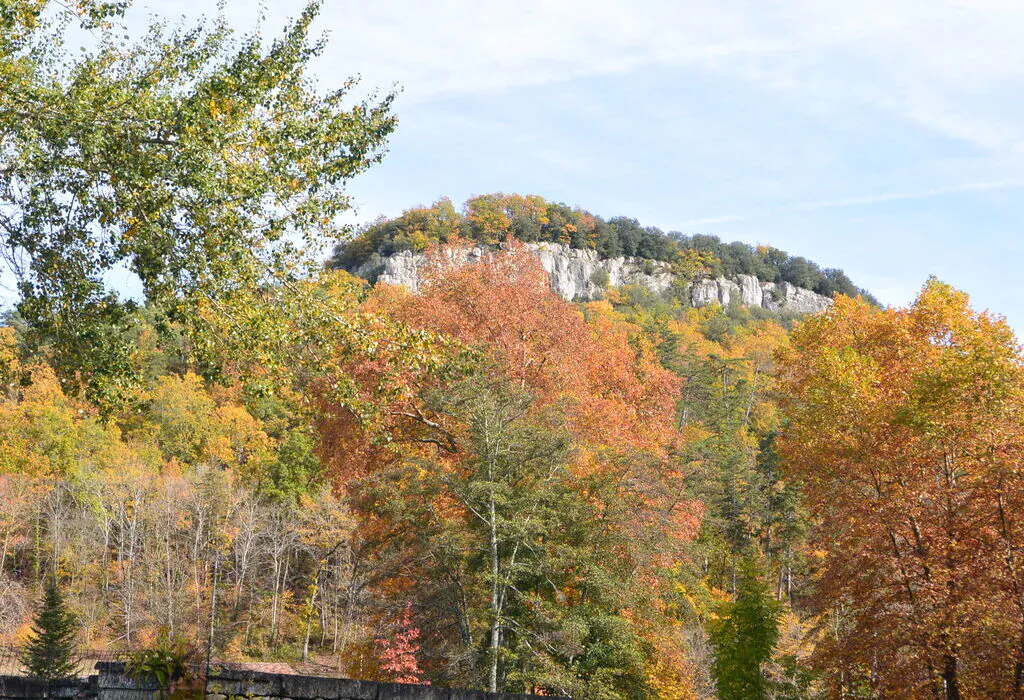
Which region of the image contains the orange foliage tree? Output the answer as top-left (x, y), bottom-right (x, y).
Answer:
top-left (376, 242), bottom-right (681, 451)
top-left (777, 279), bottom-right (1024, 697)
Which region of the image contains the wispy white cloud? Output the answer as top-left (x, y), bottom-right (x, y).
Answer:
top-left (127, 0), bottom-right (1024, 157)
top-left (788, 179), bottom-right (1024, 211)
top-left (677, 214), bottom-right (748, 227)
top-left (672, 179), bottom-right (1024, 230)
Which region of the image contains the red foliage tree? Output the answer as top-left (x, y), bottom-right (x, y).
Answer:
top-left (372, 241), bottom-right (681, 453)
top-left (376, 602), bottom-right (427, 685)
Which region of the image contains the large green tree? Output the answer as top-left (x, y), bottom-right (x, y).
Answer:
top-left (0, 0), bottom-right (397, 409)
top-left (354, 373), bottom-right (657, 698)
top-left (708, 559), bottom-right (781, 700)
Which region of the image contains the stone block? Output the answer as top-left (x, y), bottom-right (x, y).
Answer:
top-left (447, 690), bottom-right (488, 700)
top-left (279, 674), bottom-right (331, 698)
top-left (377, 682), bottom-right (449, 700)
top-left (207, 667), bottom-right (283, 697)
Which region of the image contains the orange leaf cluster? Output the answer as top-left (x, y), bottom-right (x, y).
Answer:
top-left (372, 241), bottom-right (681, 456)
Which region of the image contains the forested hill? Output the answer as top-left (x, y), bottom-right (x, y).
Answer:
top-left (332, 193), bottom-right (878, 303)
top-left (8, 1), bottom-right (1023, 697)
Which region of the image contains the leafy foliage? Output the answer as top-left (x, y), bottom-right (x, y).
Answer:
top-left (709, 560), bottom-right (781, 700)
top-left (376, 602), bottom-right (427, 684)
top-left (0, 0), bottom-right (397, 411)
top-left (777, 279), bottom-right (1024, 696)
top-left (126, 635), bottom-right (202, 698)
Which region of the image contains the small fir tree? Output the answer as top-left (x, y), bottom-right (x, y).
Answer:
top-left (21, 579), bottom-right (79, 681)
top-left (376, 602), bottom-right (427, 684)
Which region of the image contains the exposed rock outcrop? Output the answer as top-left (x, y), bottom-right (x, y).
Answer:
top-left (354, 242), bottom-right (832, 314)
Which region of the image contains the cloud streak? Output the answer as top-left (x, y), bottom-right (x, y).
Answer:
top-left (126, 1), bottom-right (1024, 163)
top-left (789, 180), bottom-right (1024, 211)
top-left (674, 179), bottom-right (1024, 231)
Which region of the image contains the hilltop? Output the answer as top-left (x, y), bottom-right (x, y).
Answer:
top-left (331, 193), bottom-right (878, 305)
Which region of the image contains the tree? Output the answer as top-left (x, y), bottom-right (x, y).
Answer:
top-left (1, 0), bottom-right (397, 409)
top-left (428, 376), bottom-right (572, 693)
top-left (376, 602), bottom-right (427, 684)
top-left (21, 579), bottom-right (79, 680)
top-left (777, 279), bottom-right (1024, 696)
top-left (464, 194), bottom-right (512, 244)
top-left (354, 373), bottom-right (663, 697)
top-left (708, 559), bottom-right (781, 700)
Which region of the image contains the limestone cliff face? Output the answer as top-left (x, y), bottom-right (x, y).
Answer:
top-left (355, 242), bottom-right (832, 314)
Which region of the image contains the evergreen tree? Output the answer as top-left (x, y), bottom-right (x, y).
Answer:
top-left (21, 579), bottom-right (79, 681)
top-left (709, 559), bottom-right (781, 700)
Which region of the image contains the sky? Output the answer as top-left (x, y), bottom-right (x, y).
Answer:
top-left (119, 0), bottom-right (1024, 328)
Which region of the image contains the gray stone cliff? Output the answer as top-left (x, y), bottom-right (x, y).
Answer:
top-left (355, 242), bottom-right (832, 314)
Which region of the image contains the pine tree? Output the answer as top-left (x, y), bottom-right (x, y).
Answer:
top-left (21, 579), bottom-right (79, 681)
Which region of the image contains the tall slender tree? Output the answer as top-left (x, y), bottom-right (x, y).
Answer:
top-left (708, 559), bottom-right (780, 700)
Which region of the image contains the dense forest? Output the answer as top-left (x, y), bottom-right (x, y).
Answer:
top-left (331, 194), bottom-right (878, 303)
top-left (0, 250), bottom-right (807, 696)
top-left (3, 2), bottom-right (1023, 699)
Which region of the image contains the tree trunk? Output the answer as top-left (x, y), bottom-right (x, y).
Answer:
top-left (489, 490), bottom-right (500, 694)
top-left (208, 552), bottom-right (220, 655)
top-left (271, 549), bottom-right (283, 647)
top-left (942, 654), bottom-right (960, 700)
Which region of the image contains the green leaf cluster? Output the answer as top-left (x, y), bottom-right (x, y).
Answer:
top-left (1, 0), bottom-right (397, 412)
top-left (125, 635), bottom-right (199, 692)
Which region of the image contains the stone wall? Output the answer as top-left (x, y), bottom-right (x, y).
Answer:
top-left (0, 674), bottom-right (97, 698)
top-left (205, 666), bottom-right (536, 700)
top-left (1, 666), bottom-right (562, 700)
top-left (95, 663), bottom-right (162, 699)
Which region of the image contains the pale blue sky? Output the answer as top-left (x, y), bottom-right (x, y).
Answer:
top-left (123, 1), bottom-right (1024, 328)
